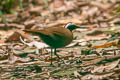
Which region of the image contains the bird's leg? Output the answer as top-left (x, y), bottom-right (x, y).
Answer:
top-left (54, 48), bottom-right (60, 59)
top-left (50, 48), bottom-right (54, 66)
top-left (54, 48), bottom-right (65, 64)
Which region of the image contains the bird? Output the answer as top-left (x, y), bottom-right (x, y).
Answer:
top-left (23, 22), bottom-right (86, 65)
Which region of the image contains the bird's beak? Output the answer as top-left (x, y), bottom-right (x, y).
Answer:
top-left (75, 25), bottom-right (87, 29)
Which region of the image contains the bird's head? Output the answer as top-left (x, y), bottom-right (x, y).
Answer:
top-left (64, 22), bottom-right (86, 31)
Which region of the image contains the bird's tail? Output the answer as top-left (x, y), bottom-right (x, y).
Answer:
top-left (24, 29), bottom-right (38, 33)
top-left (23, 29), bottom-right (50, 36)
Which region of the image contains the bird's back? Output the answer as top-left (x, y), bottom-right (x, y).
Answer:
top-left (47, 27), bottom-right (73, 48)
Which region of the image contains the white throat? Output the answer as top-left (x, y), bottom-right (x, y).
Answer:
top-left (64, 23), bottom-right (74, 29)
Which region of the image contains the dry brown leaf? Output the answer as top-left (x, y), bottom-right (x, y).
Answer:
top-left (0, 39), bottom-right (6, 43)
top-left (90, 42), bottom-right (116, 49)
top-left (105, 60), bottom-right (119, 70)
top-left (58, 52), bottom-right (74, 59)
top-left (52, 0), bottom-right (65, 9)
top-left (0, 53), bottom-right (9, 60)
top-left (5, 31), bottom-right (22, 42)
top-left (0, 18), bottom-right (2, 22)
top-left (85, 33), bottom-right (107, 41)
top-left (9, 53), bottom-right (30, 64)
top-left (20, 39), bottom-right (49, 49)
top-left (16, 60), bottom-right (48, 66)
top-left (4, 14), bottom-right (17, 22)
top-left (15, 30), bottom-right (31, 41)
top-left (91, 60), bottom-right (119, 73)
top-left (74, 71), bottom-right (81, 79)
top-left (80, 57), bottom-right (104, 67)
top-left (87, 30), bottom-right (104, 36)
top-left (13, 50), bottom-right (26, 56)
top-left (27, 54), bottom-right (39, 58)
top-left (41, 48), bottom-right (49, 55)
top-left (82, 56), bottom-right (101, 61)
top-left (57, 18), bottom-right (82, 24)
top-left (81, 72), bottom-right (114, 80)
top-left (91, 65), bottom-right (105, 73)
top-left (90, 1), bottom-right (112, 10)
top-left (81, 54), bottom-right (120, 67)
top-left (2, 30), bottom-right (31, 42)
top-left (21, 10), bottom-right (30, 18)
top-left (50, 0), bottom-right (68, 12)
top-left (24, 20), bottom-right (35, 29)
top-left (0, 23), bottom-right (24, 29)
top-left (8, 23), bottom-right (25, 29)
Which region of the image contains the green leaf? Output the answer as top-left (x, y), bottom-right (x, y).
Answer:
top-left (81, 49), bottom-right (94, 55)
top-left (107, 32), bottom-right (120, 42)
top-left (42, 0), bottom-right (49, 8)
top-left (19, 0), bottom-right (23, 8)
top-left (0, 11), bottom-right (8, 24)
top-left (116, 8), bottom-right (120, 13)
top-left (114, 21), bottom-right (120, 25)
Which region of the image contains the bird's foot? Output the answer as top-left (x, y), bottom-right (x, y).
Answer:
top-left (55, 53), bottom-right (60, 59)
top-left (54, 54), bottom-right (65, 66)
top-left (49, 63), bottom-right (55, 67)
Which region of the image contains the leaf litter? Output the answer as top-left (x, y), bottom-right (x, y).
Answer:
top-left (0, 0), bottom-right (120, 80)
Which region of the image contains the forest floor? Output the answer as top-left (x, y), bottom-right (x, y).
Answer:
top-left (0, 0), bottom-right (120, 80)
